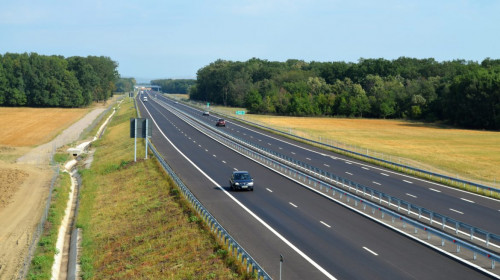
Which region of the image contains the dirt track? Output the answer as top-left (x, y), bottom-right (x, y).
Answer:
top-left (0, 105), bottom-right (107, 280)
top-left (0, 163), bottom-right (52, 280)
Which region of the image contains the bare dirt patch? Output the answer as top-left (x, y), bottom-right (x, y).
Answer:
top-left (0, 166), bottom-right (28, 209)
top-left (0, 162), bottom-right (52, 280)
top-left (0, 99), bottom-right (118, 280)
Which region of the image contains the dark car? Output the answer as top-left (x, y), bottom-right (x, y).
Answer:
top-left (229, 171), bottom-right (254, 191)
top-left (216, 118), bottom-right (226, 127)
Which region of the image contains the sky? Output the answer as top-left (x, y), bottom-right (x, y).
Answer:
top-left (1, 0), bottom-right (499, 82)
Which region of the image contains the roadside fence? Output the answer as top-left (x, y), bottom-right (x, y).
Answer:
top-left (180, 97), bottom-right (500, 197)
top-left (158, 99), bottom-right (500, 276)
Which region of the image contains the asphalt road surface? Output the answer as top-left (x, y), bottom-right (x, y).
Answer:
top-left (138, 94), bottom-right (494, 279)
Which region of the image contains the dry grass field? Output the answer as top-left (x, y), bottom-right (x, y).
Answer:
top-left (0, 107), bottom-right (91, 147)
top-left (168, 95), bottom-right (500, 185)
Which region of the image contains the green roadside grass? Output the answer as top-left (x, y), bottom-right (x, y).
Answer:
top-left (27, 171), bottom-right (71, 280)
top-left (77, 99), bottom-right (243, 279)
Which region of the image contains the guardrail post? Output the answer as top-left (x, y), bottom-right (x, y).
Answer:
top-left (486, 233), bottom-right (490, 247)
top-left (407, 204), bottom-right (411, 215)
top-left (397, 200), bottom-right (401, 211)
top-left (455, 222), bottom-right (459, 235)
top-left (470, 228), bottom-right (474, 241)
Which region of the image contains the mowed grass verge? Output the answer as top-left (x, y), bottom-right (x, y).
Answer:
top-left (170, 95), bottom-right (500, 186)
top-left (77, 99), bottom-right (240, 279)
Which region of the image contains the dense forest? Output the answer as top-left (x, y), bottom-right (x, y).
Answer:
top-left (115, 77), bottom-right (136, 92)
top-left (190, 57), bottom-right (500, 129)
top-left (151, 79), bottom-right (195, 93)
top-left (0, 53), bottom-right (119, 107)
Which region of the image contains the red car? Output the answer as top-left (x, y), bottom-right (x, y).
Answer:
top-left (216, 118), bottom-right (226, 127)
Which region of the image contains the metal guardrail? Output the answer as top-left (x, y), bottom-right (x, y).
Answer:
top-left (18, 166), bottom-right (60, 280)
top-left (137, 98), bottom-right (271, 279)
top-left (156, 98), bottom-right (500, 273)
top-left (178, 97), bottom-right (500, 198)
top-left (161, 97), bottom-right (500, 250)
top-left (148, 140), bottom-right (271, 279)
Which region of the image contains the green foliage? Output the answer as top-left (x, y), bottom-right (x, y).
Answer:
top-left (0, 53), bottom-right (120, 108)
top-left (53, 152), bottom-right (70, 164)
top-left (27, 172), bottom-right (71, 279)
top-left (151, 78), bottom-right (195, 93)
top-left (191, 57), bottom-right (500, 129)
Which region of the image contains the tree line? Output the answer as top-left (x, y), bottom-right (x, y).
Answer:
top-left (151, 79), bottom-right (195, 94)
top-left (115, 77), bottom-right (136, 92)
top-left (189, 57), bottom-right (500, 129)
top-left (0, 53), bottom-right (119, 107)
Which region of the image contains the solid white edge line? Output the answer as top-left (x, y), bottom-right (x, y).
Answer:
top-left (320, 221), bottom-right (331, 228)
top-left (153, 98), bottom-right (500, 279)
top-left (141, 103), bottom-right (338, 280)
top-left (363, 247), bottom-right (378, 256)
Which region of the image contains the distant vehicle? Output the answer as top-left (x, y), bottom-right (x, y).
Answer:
top-left (216, 118), bottom-right (226, 127)
top-left (143, 96), bottom-right (148, 102)
top-left (229, 171), bottom-right (254, 191)
top-left (203, 111), bottom-right (210, 116)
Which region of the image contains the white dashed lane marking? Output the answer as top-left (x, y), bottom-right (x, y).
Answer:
top-left (320, 221), bottom-right (331, 228)
top-left (460, 198), bottom-right (475, 203)
top-left (233, 168), bottom-right (238, 171)
top-left (429, 188), bottom-right (441, 193)
top-left (363, 247), bottom-right (378, 256)
top-left (291, 152), bottom-right (296, 155)
top-left (403, 180), bottom-right (413, 184)
top-left (372, 181), bottom-right (381, 185)
top-left (289, 202), bottom-right (298, 208)
top-left (345, 162), bottom-right (352, 165)
top-left (222, 161), bottom-right (226, 164)
top-left (406, 193), bottom-right (417, 198)
top-left (345, 172), bottom-right (353, 175)
top-left (449, 208), bottom-right (464, 215)
top-left (324, 164), bottom-right (330, 167)
top-left (306, 158), bottom-right (311, 161)
top-left (362, 167), bottom-right (370, 170)
top-left (380, 173), bottom-right (389, 176)
top-left (266, 188), bottom-right (273, 192)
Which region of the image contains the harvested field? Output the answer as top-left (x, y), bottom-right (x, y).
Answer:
top-left (192, 101), bottom-right (500, 185)
top-left (0, 107), bottom-right (90, 147)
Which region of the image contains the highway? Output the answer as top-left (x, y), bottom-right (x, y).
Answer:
top-left (156, 94), bottom-right (500, 236)
top-left (137, 94), bottom-right (493, 279)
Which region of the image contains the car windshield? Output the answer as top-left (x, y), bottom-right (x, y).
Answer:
top-left (235, 173), bottom-right (250, 180)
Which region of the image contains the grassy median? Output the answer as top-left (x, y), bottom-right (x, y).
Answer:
top-left (77, 99), bottom-right (241, 279)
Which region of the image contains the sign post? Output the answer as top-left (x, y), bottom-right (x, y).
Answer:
top-left (130, 118), bottom-right (152, 161)
top-left (279, 254), bottom-right (284, 280)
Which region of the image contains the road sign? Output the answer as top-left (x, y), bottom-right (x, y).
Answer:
top-left (130, 118), bottom-right (152, 138)
top-left (236, 110), bottom-right (246, 115)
